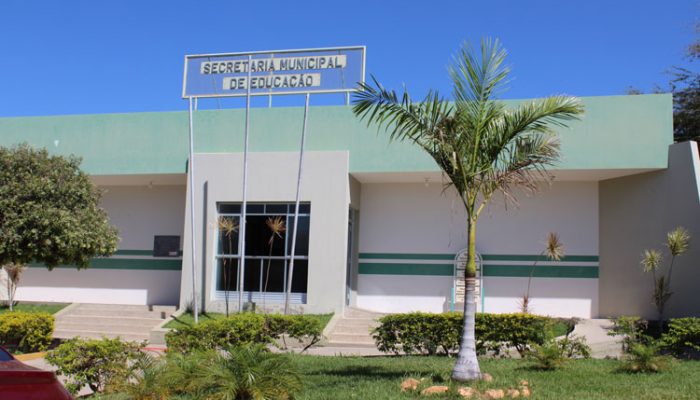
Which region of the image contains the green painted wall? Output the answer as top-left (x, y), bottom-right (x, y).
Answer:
top-left (358, 253), bottom-right (599, 278)
top-left (0, 94), bottom-right (672, 175)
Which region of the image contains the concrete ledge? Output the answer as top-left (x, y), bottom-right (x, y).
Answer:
top-left (148, 308), bottom-right (184, 345)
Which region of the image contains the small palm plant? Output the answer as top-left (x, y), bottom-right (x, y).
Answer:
top-left (520, 232), bottom-right (564, 313)
top-left (191, 345), bottom-right (302, 400)
top-left (263, 217), bottom-right (286, 311)
top-left (641, 226), bottom-right (690, 321)
top-left (218, 216), bottom-right (239, 317)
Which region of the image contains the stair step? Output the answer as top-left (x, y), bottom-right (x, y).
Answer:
top-left (331, 325), bottom-right (375, 335)
top-left (334, 319), bottom-right (380, 328)
top-left (73, 303), bottom-right (177, 313)
top-left (66, 308), bottom-right (172, 319)
top-left (54, 329), bottom-right (149, 342)
top-left (55, 322), bottom-right (155, 334)
top-left (56, 315), bottom-right (164, 327)
top-left (327, 333), bottom-right (375, 345)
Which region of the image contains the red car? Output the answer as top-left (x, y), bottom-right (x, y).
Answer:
top-left (0, 347), bottom-right (72, 399)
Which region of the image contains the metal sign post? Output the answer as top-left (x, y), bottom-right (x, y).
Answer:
top-left (186, 97), bottom-right (199, 323)
top-left (284, 92), bottom-right (310, 314)
top-left (182, 46), bottom-right (365, 317)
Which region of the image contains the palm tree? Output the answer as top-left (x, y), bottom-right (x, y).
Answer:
top-left (352, 38), bottom-right (584, 381)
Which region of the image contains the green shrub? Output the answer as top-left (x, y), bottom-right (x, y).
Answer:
top-left (0, 311), bottom-right (54, 352)
top-left (165, 313), bottom-right (324, 353)
top-left (166, 313), bottom-right (268, 353)
top-left (608, 316), bottom-right (652, 353)
top-left (265, 314), bottom-right (323, 351)
top-left (371, 312), bottom-right (552, 356)
top-left (619, 343), bottom-right (671, 373)
top-left (660, 317), bottom-right (700, 357)
top-left (107, 345), bottom-right (302, 400)
top-left (526, 334), bottom-right (591, 370)
top-left (45, 337), bottom-right (144, 394)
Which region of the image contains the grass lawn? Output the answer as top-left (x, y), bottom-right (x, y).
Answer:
top-left (292, 356), bottom-right (700, 399)
top-left (0, 302), bottom-right (67, 315)
top-left (165, 311), bottom-right (334, 330)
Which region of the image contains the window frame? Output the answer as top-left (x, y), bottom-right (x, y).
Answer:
top-left (213, 202), bottom-right (310, 304)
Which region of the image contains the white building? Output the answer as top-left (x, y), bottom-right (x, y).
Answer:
top-left (1, 93), bottom-right (698, 319)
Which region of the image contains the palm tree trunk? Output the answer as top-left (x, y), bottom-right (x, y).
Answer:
top-left (451, 219), bottom-right (481, 382)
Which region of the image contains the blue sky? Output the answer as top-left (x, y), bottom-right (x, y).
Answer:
top-left (0, 0), bottom-right (696, 116)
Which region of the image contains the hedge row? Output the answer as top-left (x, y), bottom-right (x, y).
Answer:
top-left (0, 311), bottom-right (54, 352)
top-left (165, 313), bottom-right (323, 353)
top-left (372, 312), bottom-right (556, 356)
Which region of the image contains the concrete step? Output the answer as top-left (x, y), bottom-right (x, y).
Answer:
top-left (333, 318), bottom-right (380, 328)
top-left (55, 322), bottom-right (155, 334)
top-left (73, 303), bottom-right (177, 313)
top-left (326, 332), bottom-right (376, 345)
top-left (54, 329), bottom-right (149, 342)
top-left (330, 325), bottom-right (375, 335)
top-left (343, 308), bottom-right (384, 319)
top-left (56, 315), bottom-right (164, 328)
top-left (66, 308), bottom-right (172, 319)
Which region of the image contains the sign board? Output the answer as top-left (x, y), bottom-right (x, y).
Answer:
top-left (182, 46), bottom-right (365, 98)
top-left (454, 249), bottom-right (482, 309)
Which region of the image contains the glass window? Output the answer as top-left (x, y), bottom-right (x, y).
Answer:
top-left (215, 202), bottom-right (310, 297)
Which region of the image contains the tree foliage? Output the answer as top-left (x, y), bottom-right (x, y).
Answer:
top-left (352, 38), bottom-right (583, 381)
top-left (0, 144), bottom-right (118, 269)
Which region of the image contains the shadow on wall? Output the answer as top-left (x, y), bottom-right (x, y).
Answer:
top-left (16, 268), bottom-right (182, 306)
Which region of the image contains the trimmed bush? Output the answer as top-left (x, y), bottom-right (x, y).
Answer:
top-left (45, 337), bottom-right (144, 395)
top-left (265, 314), bottom-right (323, 351)
top-left (0, 311), bottom-right (54, 352)
top-left (372, 312), bottom-right (553, 356)
top-left (165, 313), bottom-right (324, 353)
top-left (660, 317), bottom-right (700, 357)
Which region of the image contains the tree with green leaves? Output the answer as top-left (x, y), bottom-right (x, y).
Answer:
top-left (0, 144), bottom-right (119, 310)
top-left (352, 38), bottom-right (584, 381)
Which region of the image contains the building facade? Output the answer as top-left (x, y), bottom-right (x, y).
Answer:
top-left (2, 93), bottom-right (698, 319)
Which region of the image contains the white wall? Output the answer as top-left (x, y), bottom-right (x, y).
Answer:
top-left (100, 185), bottom-right (186, 250)
top-left (11, 185), bottom-right (186, 306)
top-left (15, 268), bottom-right (181, 305)
top-left (180, 151), bottom-right (351, 315)
top-left (600, 142), bottom-right (700, 318)
top-left (356, 181), bottom-right (599, 317)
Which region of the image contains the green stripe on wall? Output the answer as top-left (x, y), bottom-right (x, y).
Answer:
top-left (359, 253), bottom-right (455, 261)
top-left (358, 262), bottom-right (598, 278)
top-left (359, 263), bottom-right (453, 276)
top-left (481, 254), bottom-right (599, 262)
top-left (359, 253), bottom-right (599, 263)
top-left (29, 258), bottom-right (182, 271)
top-left (483, 265), bottom-right (598, 279)
top-left (114, 249), bottom-right (154, 256)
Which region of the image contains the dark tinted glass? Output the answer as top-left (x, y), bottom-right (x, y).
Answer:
top-left (265, 204), bottom-right (288, 213)
top-left (244, 216), bottom-right (287, 256)
top-left (246, 204), bottom-right (264, 213)
top-left (218, 204), bottom-right (241, 214)
top-left (289, 260), bottom-right (308, 293)
top-left (216, 258), bottom-right (238, 291)
top-left (243, 262), bottom-right (262, 292)
top-left (298, 203), bottom-right (311, 214)
top-left (217, 216), bottom-right (239, 255)
top-left (286, 216), bottom-right (310, 256)
top-left (261, 259), bottom-right (286, 292)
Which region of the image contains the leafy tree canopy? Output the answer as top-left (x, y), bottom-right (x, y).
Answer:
top-left (0, 144), bottom-right (118, 269)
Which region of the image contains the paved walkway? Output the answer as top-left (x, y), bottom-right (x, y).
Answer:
top-left (571, 318), bottom-right (623, 359)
